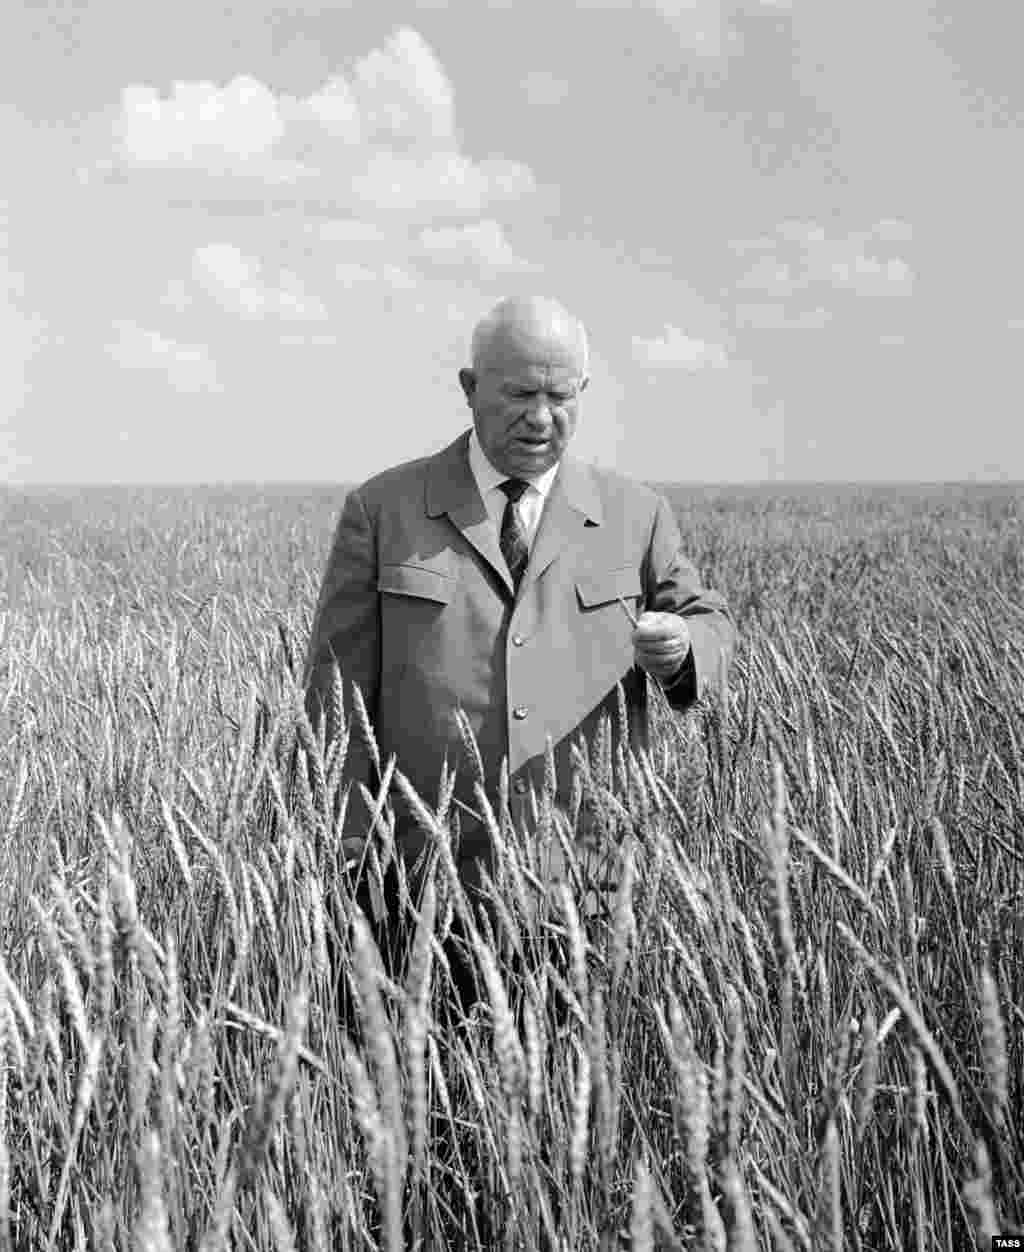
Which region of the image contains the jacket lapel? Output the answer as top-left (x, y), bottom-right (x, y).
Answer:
top-left (425, 431), bottom-right (514, 594)
top-left (425, 430), bottom-right (604, 596)
top-left (522, 453), bottom-right (604, 590)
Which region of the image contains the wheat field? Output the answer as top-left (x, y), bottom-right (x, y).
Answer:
top-left (0, 481), bottom-right (1021, 1251)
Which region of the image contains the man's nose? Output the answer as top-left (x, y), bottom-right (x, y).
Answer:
top-left (523, 399), bottom-right (552, 428)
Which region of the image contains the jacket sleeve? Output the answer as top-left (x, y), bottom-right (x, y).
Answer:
top-left (642, 492), bottom-right (736, 710)
top-left (302, 486), bottom-right (380, 841)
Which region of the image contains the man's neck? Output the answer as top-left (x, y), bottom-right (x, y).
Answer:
top-left (468, 427), bottom-right (560, 488)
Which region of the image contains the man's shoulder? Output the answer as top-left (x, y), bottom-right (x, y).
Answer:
top-left (573, 457), bottom-right (664, 515)
top-left (360, 452), bottom-right (435, 495)
top-left (351, 437), bottom-right (460, 504)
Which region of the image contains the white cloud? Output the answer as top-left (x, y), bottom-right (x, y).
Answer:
top-left (728, 234), bottom-right (780, 257)
top-left (1006, 318), bottom-right (1024, 331)
top-left (520, 71), bottom-right (571, 109)
top-left (737, 255), bottom-right (797, 293)
top-left (315, 214), bottom-right (539, 284)
top-left (873, 218), bottom-right (914, 244)
top-left (315, 219), bottom-right (391, 245)
top-left (645, 0), bottom-right (793, 59)
top-left (279, 332), bottom-right (341, 348)
top-left (1, 200), bottom-right (47, 482)
top-left (96, 28), bottom-right (536, 222)
top-left (343, 25), bottom-right (456, 146)
top-left (163, 277), bottom-right (193, 313)
top-left (192, 243), bottom-right (327, 320)
top-left (107, 320), bottom-right (221, 392)
top-left (651, 0), bottom-right (731, 58)
top-left (418, 219), bottom-right (537, 276)
top-left (632, 325), bottom-right (730, 370)
top-left (827, 253), bottom-right (913, 294)
top-left (334, 261), bottom-right (417, 290)
top-left (734, 303), bottom-right (832, 330)
top-left (776, 219), bottom-right (827, 246)
top-left (114, 77), bottom-right (286, 165)
top-left (346, 150), bottom-right (534, 218)
top-left (735, 220), bottom-right (914, 297)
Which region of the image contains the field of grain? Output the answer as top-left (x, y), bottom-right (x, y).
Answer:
top-left (1, 481), bottom-right (1021, 1251)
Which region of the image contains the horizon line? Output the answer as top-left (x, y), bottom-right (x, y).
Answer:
top-left (4, 478), bottom-right (1022, 491)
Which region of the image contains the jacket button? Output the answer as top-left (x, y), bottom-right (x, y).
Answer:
top-left (514, 778), bottom-right (528, 795)
top-left (512, 634), bottom-right (525, 647)
top-left (513, 706), bottom-right (528, 720)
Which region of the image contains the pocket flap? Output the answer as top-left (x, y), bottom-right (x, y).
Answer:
top-left (575, 565), bottom-right (642, 608)
top-left (378, 563), bottom-right (455, 604)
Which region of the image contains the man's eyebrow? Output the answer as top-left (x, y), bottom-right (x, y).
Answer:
top-left (504, 383), bottom-right (577, 395)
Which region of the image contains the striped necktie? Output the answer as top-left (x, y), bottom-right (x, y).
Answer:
top-left (499, 478), bottom-right (530, 590)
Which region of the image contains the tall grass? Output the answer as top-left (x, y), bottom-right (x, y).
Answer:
top-left (0, 482), bottom-right (1021, 1250)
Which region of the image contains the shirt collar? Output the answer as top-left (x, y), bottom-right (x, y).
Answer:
top-left (467, 427), bottom-right (561, 501)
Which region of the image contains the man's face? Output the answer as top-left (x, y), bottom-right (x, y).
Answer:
top-left (459, 332), bottom-right (588, 478)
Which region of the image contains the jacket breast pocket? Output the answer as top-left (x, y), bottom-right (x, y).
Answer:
top-left (575, 565), bottom-right (643, 612)
top-left (378, 563), bottom-right (455, 604)
top-left (378, 562), bottom-right (456, 682)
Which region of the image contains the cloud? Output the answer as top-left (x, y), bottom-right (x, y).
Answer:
top-left (315, 219), bottom-right (391, 245)
top-left (1007, 318), bottom-right (1024, 331)
top-left (632, 325), bottom-right (730, 370)
top-left (93, 28), bottom-right (536, 222)
top-left (647, 0), bottom-right (793, 60)
top-left (728, 234), bottom-right (781, 257)
top-left (1, 200), bottom-right (48, 481)
top-left (650, 0), bottom-right (731, 58)
top-left (315, 214), bottom-right (539, 283)
top-left (734, 303), bottom-right (832, 330)
top-left (418, 219), bottom-right (537, 276)
top-left (737, 255), bottom-right (798, 293)
top-left (734, 219), bottom-right (914, 297)
top-left (107, 320), bottom-right (221, 391)
top-left (337, 24), bottom-right (455, 146)
top-left (114, 77), bottom-right (287, 165)
top-left (334, 260), bottom-right (417, 290)
top-left (775, 219), bottom-right (827, 246)
top-left (873, 218), bottom-right (914, 244)
top-left (827, 253), bottom-right (912, 294)
top-left (192, 243), bottom-right (327, 320)
top-left (520, 71), bottom-right (571, 109)
top-left (348, 150), bottom-right (534, 218)
top-left (162, 277), bottom-right (193, 313)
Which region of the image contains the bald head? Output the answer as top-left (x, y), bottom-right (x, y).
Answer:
top-left (459, 295), bottom-right (590, 478)
top-left (470, 296), bottom-right (590, 383)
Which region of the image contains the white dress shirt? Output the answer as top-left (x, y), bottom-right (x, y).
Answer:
top-left (467, 427), bottom-right (560, 553)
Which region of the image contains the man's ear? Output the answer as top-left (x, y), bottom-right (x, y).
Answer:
top-left (458, 368), bottom-right (476, 403)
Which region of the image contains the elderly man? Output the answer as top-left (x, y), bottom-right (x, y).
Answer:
top-left (303, 295), bottom-right (734, 949)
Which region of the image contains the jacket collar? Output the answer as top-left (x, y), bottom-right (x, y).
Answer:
top-left (466, 427), bottom-right (561, 505)
top-left (426, 429), bottom-right (603, 524)
top-left (425, 429), bottom-right (604, 595)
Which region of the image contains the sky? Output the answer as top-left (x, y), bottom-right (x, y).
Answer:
top-left (2, 0), bottom-right (1023, 485)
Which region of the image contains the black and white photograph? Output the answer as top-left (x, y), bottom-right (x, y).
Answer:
top-left (2, 2), bottom-right (1022, 1248)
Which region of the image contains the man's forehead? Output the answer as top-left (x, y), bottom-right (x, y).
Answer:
top-left (482, 334), bottom-right (582, 379)
top-left (493, 358), bottom-right (581, 386)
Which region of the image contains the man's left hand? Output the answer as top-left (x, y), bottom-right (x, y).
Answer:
top-left (631, 611), bottom-right (691, 683)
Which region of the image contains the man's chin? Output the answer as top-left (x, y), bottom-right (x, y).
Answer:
top-left (506, 441), bottom-right (558, 474)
